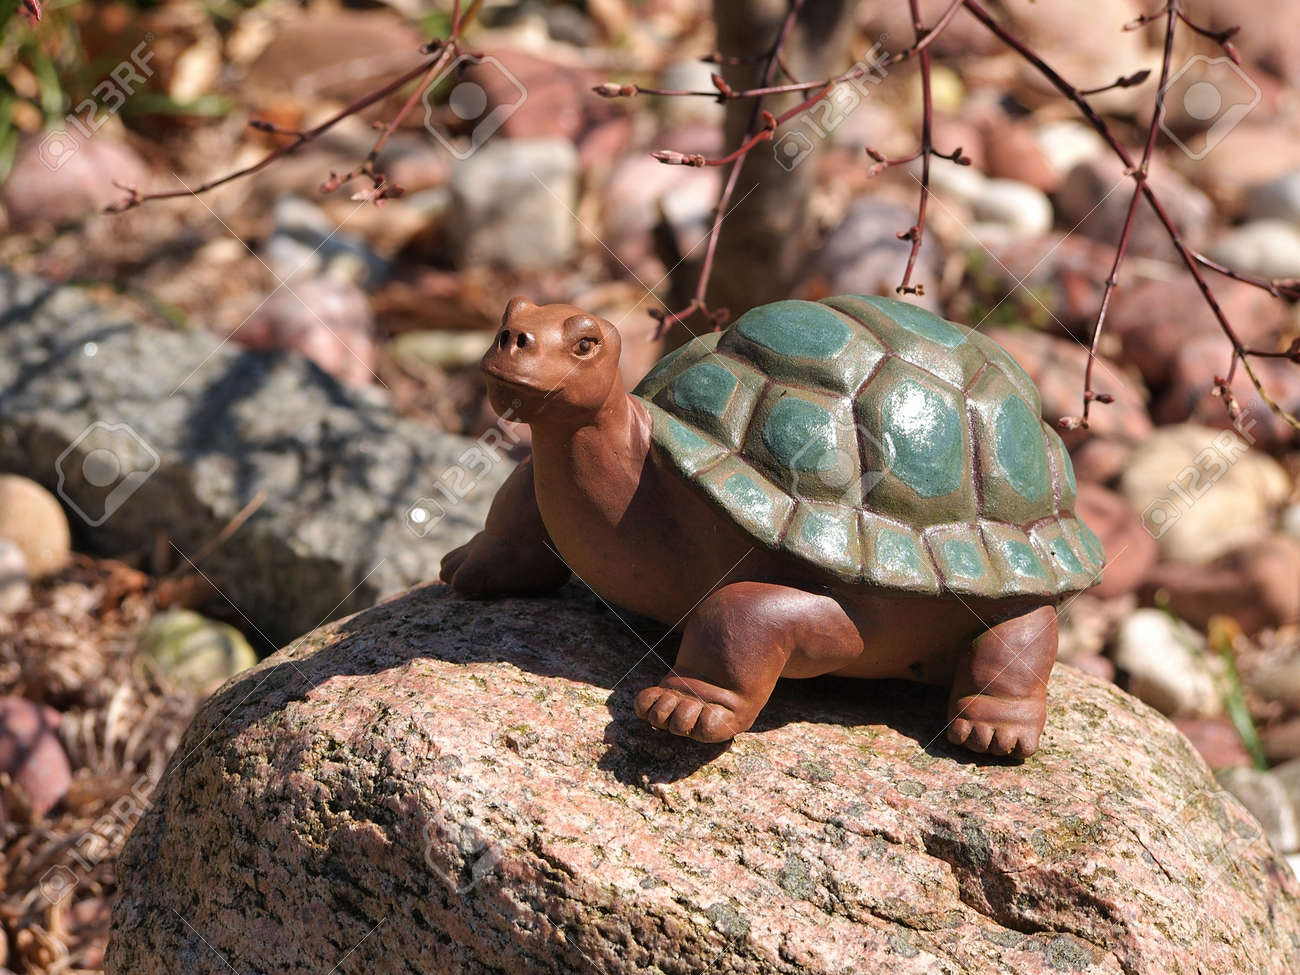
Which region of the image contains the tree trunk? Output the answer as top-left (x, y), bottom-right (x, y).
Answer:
top-left (700, 0), bottom-right (857, 325)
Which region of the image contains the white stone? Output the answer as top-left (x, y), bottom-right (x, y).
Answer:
top-left (970, 178), bottom-right (1054, 236)
top-left (656, 60), bottom-right (726, 125)
top-left (921, 158), bottom-right (986, 207)
top-left (1219, 766), bottom-right (1300, 854)
top-left (446, 138), bottom-right (579, 272)
top-left (1283, 502), bottom-right (1300, 541)
top-left (1035, 121), bottom-right (1104, 177)
top-left (1246, 170), bottom-right (1300, 227)
top-left (1118, 424), bottom-right (1292, 564)
top-left (0, 539), bottom-right (29, 614)
top-left (1207, 220), bottom-right (1300, 280)
top-left (1112, 608), bottom-right (1221, 718)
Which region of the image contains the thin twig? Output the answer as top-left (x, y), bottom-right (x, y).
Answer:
top-left (1078, 1), bottom-right (1177, 427)
top-left (896, 0), bottom-right (936, 296)
top-left (960, 0), bottom-right (1300, 431)
top-left (633, 0), bottom-right (966, 335)
top-left (162, 491), bottom-right (268, 580)
top-left (649, 0), bottom-right (809, 338)
top-left (104, 0), bottom-right (484, 212)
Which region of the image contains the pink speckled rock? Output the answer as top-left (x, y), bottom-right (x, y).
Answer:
top-left (107, 586), bottom-right (1300, 974)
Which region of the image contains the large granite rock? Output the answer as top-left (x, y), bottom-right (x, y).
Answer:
top-left (107, 585), bottom-right (1300, 974)
top-left (0, 272), bottom-right (506, 646)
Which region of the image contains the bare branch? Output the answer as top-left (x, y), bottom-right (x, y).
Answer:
top-left (103, 6), bottom-right (483, 213)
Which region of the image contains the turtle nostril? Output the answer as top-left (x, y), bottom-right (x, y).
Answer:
top-left (516, 332), bottom-right (531, 349)
top-left (498, 330), bottom-right (511, 350)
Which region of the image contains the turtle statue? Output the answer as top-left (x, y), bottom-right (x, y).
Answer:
top-left (441, 295), bottom-right (1104, 758)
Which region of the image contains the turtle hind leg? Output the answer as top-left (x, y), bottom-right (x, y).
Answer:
top-left (946, 604), bottom-right (1057, 759)
top-left (634, 582), bottom-right (864, 744)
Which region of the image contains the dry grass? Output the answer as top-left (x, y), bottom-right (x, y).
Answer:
top-left (1, 556), bottom-right (199, 975)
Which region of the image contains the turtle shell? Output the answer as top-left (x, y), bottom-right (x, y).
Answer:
top-left (632, 295), bottom-right (1104, 598)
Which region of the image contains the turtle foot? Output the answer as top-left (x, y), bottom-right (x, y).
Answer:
top-left (634, 680), bottom-right (753, 743)
top-left (946, 692), bottom-right (1045, 759)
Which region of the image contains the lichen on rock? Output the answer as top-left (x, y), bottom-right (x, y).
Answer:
top-left (107, 585), bottom-right (1300, 974)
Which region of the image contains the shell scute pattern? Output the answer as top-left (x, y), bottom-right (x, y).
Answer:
top-left (632, 296), bottom-right (1102, 596)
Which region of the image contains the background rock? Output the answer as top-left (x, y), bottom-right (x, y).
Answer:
top-left (1111, 608), bottom-right (1220, 718)
top-left (462, 47), bottom-right (599, 142)
top-left (1246, 170), bottom-right (1300, 226)
top-left (982, 118), bottom-right (1060, 192)
top-left (816, 198), bottom-right (941, 312)
top-left (263, 196), bottom-right (388, 289)
top-left (656, 59), bottom-right (727, 126)
top-left (0, 272), bottom-right (507, 647)
top-left (1272, 759), bottom-right (1300, 838)
top-left (1073, 484), bottom-right (1157, 599)
top-left (1034, 122), bottom-right (1104, 181)
top-left (1055, 156), bottom-right (1211, 261)
top-left (244, 9), bottom-right (424, 110)
top-left (1, 135), bottom-right (151, 232)
top-left (1206, 220), bottom-right (1300, 279)
top-left (1171, 717), bottom-right (1253, 770)
top-left (1057, 593), bottom-right (1133, 663)
top-left (603, 149), bottom-right (721, 283)
top-left (1105, 276), bottom-right (1285, 389)
top-left (0, 474), bottom-right (71, 578)
top-left (1140, 535), bottom-right (1300, 634)
top-left (1264, 718), bottom-right (1300, 765)
top-left (1118, 423), bottom-right (1291, 563)
top-left (0, 539), bottom-right (28, 613)
top-left (0, 696), bottom-right (71, 819)
top-left (1247, 661), bottom-right (1300, 714)
top-left (140, 609), bottom-right (259, 694)
top-left (1218, 767), bottom-right (1300, 854)
top-left (971, 178), bottom-right (1054, 236)
top-left (445, 138), bottom-right (578, 272)
top-left (1155, 333), bottom-right (1300, 449)
top-left (959, 234), bottom-right (1115, 336)
top-left (239, 276), bottom-right (378, 388)
top-left (107, 586), bottom-right (1300, 975)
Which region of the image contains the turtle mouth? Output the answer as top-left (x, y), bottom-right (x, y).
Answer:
top-left (481, 364), bottom-right (547, 395)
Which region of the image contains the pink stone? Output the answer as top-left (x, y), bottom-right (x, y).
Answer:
top-left (2, 135), bottom-right (151, 231)
top-left (1140, 535), bottom-right (1300, 635)
top-left (239, 278), bottom-right (377, 387)
top-left (1155, 333), bottom-right (1300, 449)
top-left (1172, 717), bottom-right (1253, 771)
top-left (983, 118), bottom-right (1060, 192)
top-left (1105, 277), bottom-right (1283, 389)
top-left (0, 696), bottom-right (71, 818)
top-left (1074, 484), bottom-right (1157, 599)
top-left (1067, 653), bottom-right (1117, 684)
top-left (106, 586), bottom-right (1300, 974)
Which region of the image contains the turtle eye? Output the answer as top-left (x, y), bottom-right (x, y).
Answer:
top-left (574, 336), bottom-right (598, 356)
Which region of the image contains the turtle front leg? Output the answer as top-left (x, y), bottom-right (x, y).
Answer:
top-left (946, 605), bottom-right (1057, 759)
top-left (440, 457), bottom-right (571, 597)
top-left (635, 583), bottom-right (864, 743)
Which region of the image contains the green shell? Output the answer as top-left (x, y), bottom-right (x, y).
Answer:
top-left (633, 295), bottom-right (1103, 598)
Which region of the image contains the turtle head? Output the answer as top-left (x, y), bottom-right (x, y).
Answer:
top-left (481, 296), bottom-right (623, 424)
